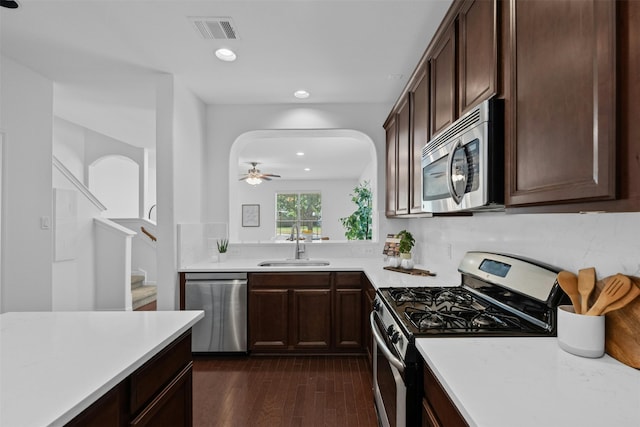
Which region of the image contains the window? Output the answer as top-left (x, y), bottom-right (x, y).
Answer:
top-left (276, 192), bottom-right (322, 240)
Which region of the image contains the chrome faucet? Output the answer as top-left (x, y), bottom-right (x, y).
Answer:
top-left (291, 224), bottom-right (306, 260)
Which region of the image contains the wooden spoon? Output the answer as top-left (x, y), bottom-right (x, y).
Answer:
top-left (557, 271), bottom-right (581, 313)
top-left (600, 277), bottom-right (640, 315)
top-left (586, 274), bottom-right (632, 316)
top-left (578, 267), bottom-right (596, 314)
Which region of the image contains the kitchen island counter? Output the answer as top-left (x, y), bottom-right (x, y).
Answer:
top-left (0, 310), bottom-right (204, 426)
top-left (416, 337), bottom-right (640, 427)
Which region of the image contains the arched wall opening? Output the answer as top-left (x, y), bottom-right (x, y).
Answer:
top-left (89, 155), bottom-right (139, 218)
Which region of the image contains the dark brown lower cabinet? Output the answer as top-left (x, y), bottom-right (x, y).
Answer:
top-left (66, 383), bottom-right (127, 427)
top-left (335, 272), bottom-right (363, 350)
top-left (335, 288), bottom-right (362, 348)
top-left (130, 364), bottom-right (192, 427)
top-left (422, 359), bottom-right (468, 427)
top-left (249, 288), bottom-right (289, 350)
top-left (66, 332), bottom-right (193, 427)
top-left (248, 272), bottom-right (366, 354)
top-left (362, 275), bottom-right (376, 366)
top-left (292, 288), bottom-right (332, 349)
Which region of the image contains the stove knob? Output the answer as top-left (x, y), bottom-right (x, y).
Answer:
top-left (391, 331), bottom-right (402, 344)
top-left (373, 299), bottom-right (381, 312)
top-left (386, 325), bottom-right (395, 336)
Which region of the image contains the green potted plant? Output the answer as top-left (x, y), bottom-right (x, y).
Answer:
top-left (339, 181), bottom-right (373, 240)
top-left (216, 238), bottom-right (229, 262)
top-left (397, 230), bottom-right (415, 269)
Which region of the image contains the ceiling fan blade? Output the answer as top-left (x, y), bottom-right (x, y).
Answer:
top-left (262, 174), bottom-right (281, 178)
top-left (262, 177), bottom-right (272, 181)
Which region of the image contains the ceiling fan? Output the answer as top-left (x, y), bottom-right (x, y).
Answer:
top-left (239, 162), bottom-right (281, 185)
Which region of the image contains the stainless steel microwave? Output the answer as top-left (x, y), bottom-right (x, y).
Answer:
top-left (421, 98), bottom-right (504, 213)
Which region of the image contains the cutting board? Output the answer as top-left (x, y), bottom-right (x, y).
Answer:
top-left (591, 275), bottom-right (640, 369)
top-left (383, 266), bottom-right (436, 276)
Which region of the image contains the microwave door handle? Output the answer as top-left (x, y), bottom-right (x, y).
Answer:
top-left (447, 139), bottom-right (464, 204)
top-left (370, 312), bottom-right (405, 373)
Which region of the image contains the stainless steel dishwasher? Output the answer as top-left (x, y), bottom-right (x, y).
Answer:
top-left (184, 272), bottom-right (247, 353)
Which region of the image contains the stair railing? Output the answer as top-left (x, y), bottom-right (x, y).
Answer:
top-left (141, 226), bottom-right (157, 242)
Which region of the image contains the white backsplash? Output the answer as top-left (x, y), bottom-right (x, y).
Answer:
top-left (179, 212), bottom-right (639, 284)
top-left (178, 222), bottom-right (228, 266)
top-left (407, 211), bottom-right (640, 284)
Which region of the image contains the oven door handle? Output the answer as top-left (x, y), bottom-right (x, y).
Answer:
top-left (370, 312), bottom-right (405, 373)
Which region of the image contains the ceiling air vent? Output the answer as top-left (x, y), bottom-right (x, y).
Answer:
top-left (189, 17), bottom-right (239, 40)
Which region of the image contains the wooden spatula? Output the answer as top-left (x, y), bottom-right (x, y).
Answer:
top-left (557, 271), bottom-right (581, 313)
top-left (586, 274), bottom-right (632, 316)
top-left (578, 267), bottom-right (596, 314)
top-left (600, 276), bottom-right (640, 315)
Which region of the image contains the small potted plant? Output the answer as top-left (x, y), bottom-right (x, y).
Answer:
top-left (216, 238), bottom-right (229, 262)
top-left (397, 230), bottom-right (415, 269)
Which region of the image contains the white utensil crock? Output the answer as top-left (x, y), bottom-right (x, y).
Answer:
top-left (557, 305), bottom-right (605, 358)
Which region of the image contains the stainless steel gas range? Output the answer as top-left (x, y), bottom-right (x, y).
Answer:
top-left (370, 251), bottom-right (569, 427)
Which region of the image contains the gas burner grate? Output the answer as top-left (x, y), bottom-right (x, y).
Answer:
top-left (388, 288), bottom-right (435, 305)
top-left (403, 304), bottom-right (523, 332)
top-left (434, 288), bottom-right (475, 307)
top-left (404, 306), bottom-right (472, 331)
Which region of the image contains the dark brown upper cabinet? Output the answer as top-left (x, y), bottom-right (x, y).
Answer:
top-left (505, 0), bottom-right (617, 207)
top-left (429, 0), bottom-right (498, 135)
top-left (384, 94), bottom-right (411, 217)
top-left (384, 115), bottom-right (398, 217)
top-left (429, 22), bottom-right (457, 138)
top-left (410, 67), bottom-right (430, 214)
top-left (458, 0), bottom-right (498, 116)
top-left (384, 0), bottom-right (497, 217)
top-left (396, 96), bottom-right (411, 215)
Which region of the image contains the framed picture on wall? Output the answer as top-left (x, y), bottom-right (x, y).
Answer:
top-left (242, 204), bottom-right (260, 227)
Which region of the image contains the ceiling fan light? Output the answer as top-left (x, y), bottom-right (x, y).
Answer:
top-left (246, 176), bottom-right (262, 185)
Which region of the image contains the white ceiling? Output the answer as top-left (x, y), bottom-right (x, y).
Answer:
top-left (237, 133), bottom-right (374, 180)
top-left (0, 0), bottom-right (452, 172)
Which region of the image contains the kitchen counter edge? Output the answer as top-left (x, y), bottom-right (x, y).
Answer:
top-left (416, 337), bottom-right (640, 427)
top-left (0, 310), bottom-right (204, 426)
top-left (179, 257), bottom-right (457, 289)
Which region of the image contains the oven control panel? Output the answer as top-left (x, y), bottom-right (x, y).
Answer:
top-left (373, 296), bottom-right (410, 359)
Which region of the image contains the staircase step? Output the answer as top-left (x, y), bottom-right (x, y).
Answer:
top-left (131, 274), bottom-right (145, 289)
top-left (132, 285), bottom-right (157, 310)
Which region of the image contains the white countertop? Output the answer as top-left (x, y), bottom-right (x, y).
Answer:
top-left (416, 337), bottom-right (640, 427)
top-left (180, 257), bottom-right (455, 289)
top-left (0, 310), bottom-right (204, 427)
top-left (181, 256), bottom-right (640, 426)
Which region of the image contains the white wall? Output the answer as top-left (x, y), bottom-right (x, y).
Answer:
top-left (204, 103), bottom-right (390, 225)
top-left (54, 117), bottom-right (86, 180)
top-left (408, 212), bottom-right (640, 284)
top-left (0, 56), bottom-right (54, 312)
top-left (232, 178), bottom-right (357, 243)
top-left (85, 128), bottom-right (148, 218)
top-left (90, 155), bottom-right (139, 218)
top-left (51, 174), bottom-right (102, 310)
top-left (156, 75), bottom-right (205, 310)
top-left (53, 117), bottom-right (157, 218)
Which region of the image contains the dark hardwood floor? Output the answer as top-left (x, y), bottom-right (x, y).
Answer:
top-left (192, 355), bottom-right (378, 427)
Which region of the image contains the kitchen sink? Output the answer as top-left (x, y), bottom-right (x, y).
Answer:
top-left (258, 259), bottom-right (330, 267)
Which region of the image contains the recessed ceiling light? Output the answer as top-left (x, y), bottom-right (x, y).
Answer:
top-left (215, 48), bottom-right (237, 62)
top-left (294, 90), bottom-right (310, 99)
top-left (296, 152), bottom-right (305, 156)
top-left (304, 168), bottom-right (311, 172)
